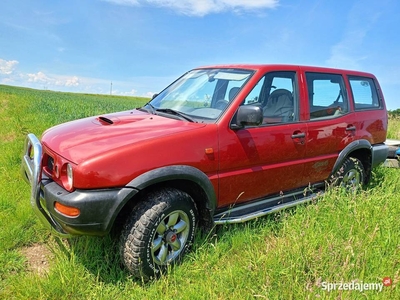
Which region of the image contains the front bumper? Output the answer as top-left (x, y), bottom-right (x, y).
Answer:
top-left (21, 134), bottom-right (138, 237)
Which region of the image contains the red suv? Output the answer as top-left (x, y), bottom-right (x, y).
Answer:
top-left (22, 64), bottom-right (388, 279)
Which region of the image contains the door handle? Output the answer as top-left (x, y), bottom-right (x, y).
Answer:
top-left (346, 125), bottom-right (356, 132)
top-left (291, 132), bottom-right (306, 139)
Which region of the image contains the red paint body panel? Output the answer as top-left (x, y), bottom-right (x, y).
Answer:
top-left (39, 64), bottom-right (388, 211)
top-left (42, 110), bottom-right (218, 189)
top-left (217, 122), bottom-right (308, 207)
top-left (303, 114), bottom-right (356, 182)
top-left (42, 110), bottom-right (207, 165)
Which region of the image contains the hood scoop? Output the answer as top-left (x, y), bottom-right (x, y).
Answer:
top-left (98, 116), bottom-right (113, 125)
top-left (94, 116), bottom-right (118, 126)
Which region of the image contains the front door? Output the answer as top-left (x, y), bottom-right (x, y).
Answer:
top-left (217, 71), bottom-right (309, 208)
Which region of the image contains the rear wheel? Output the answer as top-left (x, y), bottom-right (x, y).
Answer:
top-left (332, 157), bottom-right (365, 192)
top-left (120, 188), bottom-right (197, 280)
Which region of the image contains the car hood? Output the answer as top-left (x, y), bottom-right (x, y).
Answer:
top-left (41, 109), bottom-right (206, 164)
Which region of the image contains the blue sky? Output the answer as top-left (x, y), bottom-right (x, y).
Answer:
top-left (0, 0), bottom-right (399, 109)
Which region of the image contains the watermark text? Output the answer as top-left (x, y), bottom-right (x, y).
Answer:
top-left (321, 278), bottom-right (392, 293)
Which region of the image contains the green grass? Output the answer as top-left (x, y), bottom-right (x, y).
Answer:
top-left (388, 115), bottom-right (400, 140)
top-left (0, 84), bottom-right (399, 299)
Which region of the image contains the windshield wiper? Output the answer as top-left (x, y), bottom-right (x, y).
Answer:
top-left (155, 108), bottom-right (196, 123)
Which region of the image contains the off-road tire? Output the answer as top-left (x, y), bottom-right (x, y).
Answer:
top-left (331, 157), bottom-right (365, 191)
top-left (120, 188), bottom-right (197, 280)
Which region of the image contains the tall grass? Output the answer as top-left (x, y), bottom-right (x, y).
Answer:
top-left (388, 115), bottom-right (400, 140)
top-left (0, 84), bottom-right (399, 299)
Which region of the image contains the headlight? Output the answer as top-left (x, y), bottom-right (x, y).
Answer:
top-left (61, 163), bottom-right (74, 191)
top-left (67, 163), bottom-right (73, 188)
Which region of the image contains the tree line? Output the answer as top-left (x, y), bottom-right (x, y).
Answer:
top-left (388, 109), bottom-right (400, 118)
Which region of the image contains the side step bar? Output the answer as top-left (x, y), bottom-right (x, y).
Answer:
top-left (213, 192), bottom-right (321, 225)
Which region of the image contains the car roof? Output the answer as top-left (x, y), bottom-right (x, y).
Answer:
top-left (195, 64), bottom-right (376, 78)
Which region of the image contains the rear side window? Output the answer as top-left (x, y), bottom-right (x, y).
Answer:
top-left (305, 72), bottom-right (349, 119)
top-left (348, 76), bottom-right (381, 110)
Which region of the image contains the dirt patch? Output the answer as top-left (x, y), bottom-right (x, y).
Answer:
top-left (20, 243), bottom-right (54, 276)
top-left (3, 132), bottom-right (16, 142)
top-left (0, 98), bottom-right (9, 114)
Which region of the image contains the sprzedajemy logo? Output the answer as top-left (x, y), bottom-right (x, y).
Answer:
top-left (321, 277), bottom-right (392, 293)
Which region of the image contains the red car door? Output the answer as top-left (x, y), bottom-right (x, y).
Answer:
top-left (301, 70), bottom-right (356, 183)
top-left (217, 123), bottom-right (308, 208)
top-left (216, 70), bottom-right (309, 208)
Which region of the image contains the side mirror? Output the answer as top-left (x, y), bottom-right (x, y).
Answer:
top-left (231, 105), bottom-right (263, 129)
top-left (152, 93), bottom-right (159, 100)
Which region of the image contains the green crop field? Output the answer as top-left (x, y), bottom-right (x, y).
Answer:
top-left (0, 84), bottom-right (399, 299)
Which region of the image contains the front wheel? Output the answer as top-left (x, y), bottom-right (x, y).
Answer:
top-left (120, 188), bottom-right (197, 280)
top-left (331, 157), bottom-right (365, 192)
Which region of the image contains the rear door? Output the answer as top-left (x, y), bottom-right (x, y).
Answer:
top-left (301, 71), bottom-right (356, 183)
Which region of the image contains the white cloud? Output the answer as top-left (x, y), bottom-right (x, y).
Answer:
top-left (25, 71), bottom-right (80, 87)
top-left (326, 30), bottom-right (369, 70)
top-left (1, 56), bottom-right (157, 97)
top-left (123, 88), bottom-right (137, 95)
top-left (65, 76), bottom-right (80, 87)
top-left (0, 59), bottom-right (19, 75)
top-left (326, 2), bottom-right (382, 70)
top-left (145, 91), bottom-right (155, 98)
top-left (112, 88), bottom-right (137, 96)
top-left (27, 71), bottom-right (51, 83)
top-left (102, 0), bottom-right (278, 16)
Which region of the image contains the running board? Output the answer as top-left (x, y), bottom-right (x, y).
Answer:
top-left (213, 192), bottom-right (321, 225)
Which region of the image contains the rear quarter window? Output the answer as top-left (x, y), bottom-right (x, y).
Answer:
top-left (348, 76), bottom-right (381, 110)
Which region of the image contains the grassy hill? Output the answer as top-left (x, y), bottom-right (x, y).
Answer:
top-left (0, 84), bottom-right (399, 299)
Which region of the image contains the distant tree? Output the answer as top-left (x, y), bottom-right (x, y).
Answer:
top-left (388, 109), bottom-right (400, 118)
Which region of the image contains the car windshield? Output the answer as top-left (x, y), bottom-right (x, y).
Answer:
top-left (144, 68), bottom-right (254, 123)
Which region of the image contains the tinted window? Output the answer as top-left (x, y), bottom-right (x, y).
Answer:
top-left (349, 76), bottom-right (381, 110)
top-left (305, 72), bottom-right (349, 119)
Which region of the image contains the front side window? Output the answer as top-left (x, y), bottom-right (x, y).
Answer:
top-left (306, 72), bottom-right (349, 119)
top-left (349, 76), bottom-right (381, 110)
top-left (242, 71), bottom-right (298, 124)
top-left (146, 68), bottom-right (254, 123)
